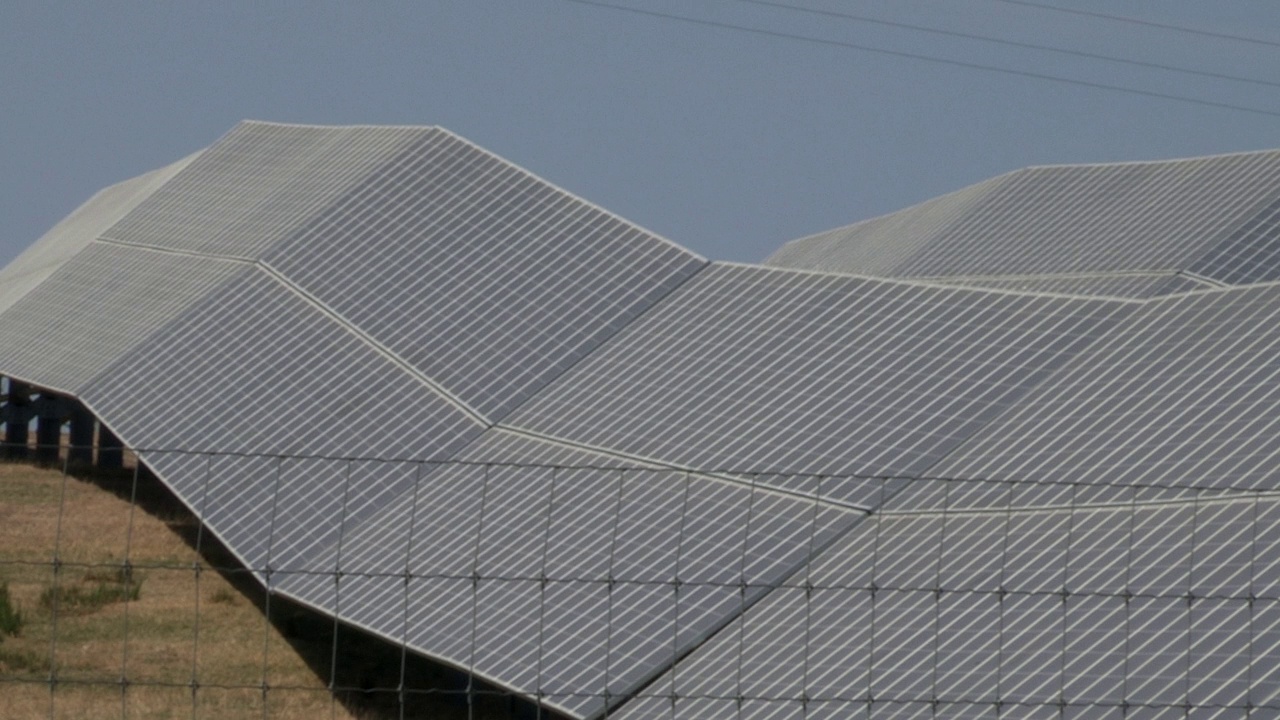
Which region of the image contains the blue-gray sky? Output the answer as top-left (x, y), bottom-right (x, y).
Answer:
top-left (4, 1), bottom-right (1278, 264)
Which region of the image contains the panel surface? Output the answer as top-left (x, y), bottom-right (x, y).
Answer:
top-left (766, 174), bottom-right (1009, 276)
top-left (768, 150), bottom-right (1280, 282)
top-left (926, 271), bottom-right (1210, 299)
top-left (934, 284), bottom-right (1280, 490)
top-left (613, 491), bottom-right (1279, 718)
top-left (1188, 196), bottom-right (1280, 285)
top-left (102, 122), bottom-right (426, 259)
top-left (507, 263), bottom-right (1130, 497)
top-left (0, 155), bottom-right (194, 314)
top-left (276, 429), bottom-right (862, 719)
top-left (0, 244), bottom-right (245, 393)
top-left (81, 269), bottom-right (484, 458)
top-left (264, 128), bottom-right (706, 419)
top-left (72, 269), bottom-right (486, 576)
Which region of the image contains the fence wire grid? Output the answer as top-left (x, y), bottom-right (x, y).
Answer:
top-left (0, 440), bottom-right (1278, 720)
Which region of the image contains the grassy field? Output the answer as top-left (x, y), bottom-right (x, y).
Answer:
top-left (0, 461), bottom-right (515, 720)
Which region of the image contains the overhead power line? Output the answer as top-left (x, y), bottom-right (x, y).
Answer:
top-left (560, 0), bottom-right (1280, 119)
top-left (989, 0), bottom-right (1280, 50)
top-left (735, 0), bottom-right (1280, 89)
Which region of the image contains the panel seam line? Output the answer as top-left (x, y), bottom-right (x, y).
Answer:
top-left (255, 260), bottom-right (492, 426)
top-left (493, 425), bottom-right (873, 514)
top-left (91, 236), bottom-right (492, 425)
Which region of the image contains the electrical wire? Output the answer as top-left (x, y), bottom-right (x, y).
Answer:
top-left (735, 0), bottom-right (1280, 89)
top-left (989, 0), bottom-right (1280, 50)
top-left (560, 0), bottom-right (1280, 119)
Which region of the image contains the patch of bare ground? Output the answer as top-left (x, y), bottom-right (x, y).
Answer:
top-left (0, 462), bottom-right (522, 719)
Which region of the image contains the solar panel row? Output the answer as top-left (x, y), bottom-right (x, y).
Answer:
top-left (616, 491), bottom-right (1280, 718)
top-left (768, 150), bottom-right (1280, 290)
top-left (0, 153), bottom-right (195, 315)
top-left (276, 430), bottom-right (862, 718)
top-left (5, 122), bottom-right (1280, 719)
top-left (506, 263), bottom-right (1131, 499)
top-left (934, 283), bottom-right (1280, 491)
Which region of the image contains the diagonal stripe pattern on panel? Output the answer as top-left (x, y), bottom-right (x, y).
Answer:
top-left (932, 283), bottom-right (1280, 491)
top-left (78, 269), bottom-right (487, 576)
top-left (613, 486), bottom-right (1280, 718)
top-left (275, 429), bottom-right (862, 719)
top-left (262, 128), bottom-right (706, 420)
top-left (0, 154), bottom-right (195, 314)
top-left (0, 243), bottom-right (246, 393)
top-left (101, 121), bottom-right (430, 260)
top-left (768, 150), bottom-right (1280, 285)
top-left (765, 173), bottom-right (1009, 277)
top-left (505, 263), bottom-right (1131, 502)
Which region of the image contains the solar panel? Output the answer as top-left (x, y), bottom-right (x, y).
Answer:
top-left (273, 429), bottom-right (862, 719)
top-left (765, 174), bottom-right (1009, 276)
top-left (82, 268), bottom-right (485, 458)
top-left (102, 122), bottom-right (427, 259)
top-left (0, 243), bottom-right (245, 393)
top-left (10, 122), bottom-right (1280, 720)
top-left (615, 490), bottom-right (1278, 718)
top-left (506, 263), bottom-right (1131, 502)
top-left (0, 154), bottom-right (193, 314)
top-left (933, 284), bottom-right (1280, 490)
top-left (263, 128), bottom-right (706, 420)
top-left (767, 150), bottom-right (1280, 283)
top-left (1186, 196), bottom-right (1280, 285)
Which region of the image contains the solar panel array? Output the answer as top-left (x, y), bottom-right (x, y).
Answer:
top-left (5, 123), bottom-right (1280, 718)
top-left (0, 153), bottom-right (195, 314)
top-left (0, 243), bottom-right (245, 392)
top-left (933, 283), bottom-right (1280, 491)
top-left (506, 263), bottom-right (1131, 505)
top-left (767, 150), bottom-right (1280, 293)
top-left (616, 486), bottom-right (1280, 718)
top-left (263, 128), bottom-right (705, 419)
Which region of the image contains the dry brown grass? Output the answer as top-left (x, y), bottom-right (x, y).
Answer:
top-left (0, 463), bottom-right (369, 719)
top-left (0, 462), bottom-right (526, 720)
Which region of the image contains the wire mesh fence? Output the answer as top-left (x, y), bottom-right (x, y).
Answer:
top-left (1, 440), bottom-right (1278, 719)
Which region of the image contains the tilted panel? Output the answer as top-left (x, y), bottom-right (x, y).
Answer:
top-left (614, 491), bottom-right (1280, 718)
top-left (264, 128), bottom-right (706, 419)
top-left (102, 122), bottom-right (427, 259)
top-left (764, 174), bottom-right (1009, 276)
top-left (768, 151), bottom-right (1280, 281)
top-left (894, 152), bottom-right (1280, 278)
top-left (506, 263), bottom-right (1130, 501)
top-left (0, 155), bottom-right (194, 314)
top-left (934, 284), bottom-right (1280, 491)
top-left (276, 429), bottom-right (861, 719)
top-left (1188, 196), bottom-right (1280, 286)
top-left (0, 244), bottom-right (245, 393)
top-left (79, 269), bottom-right (485, 574)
